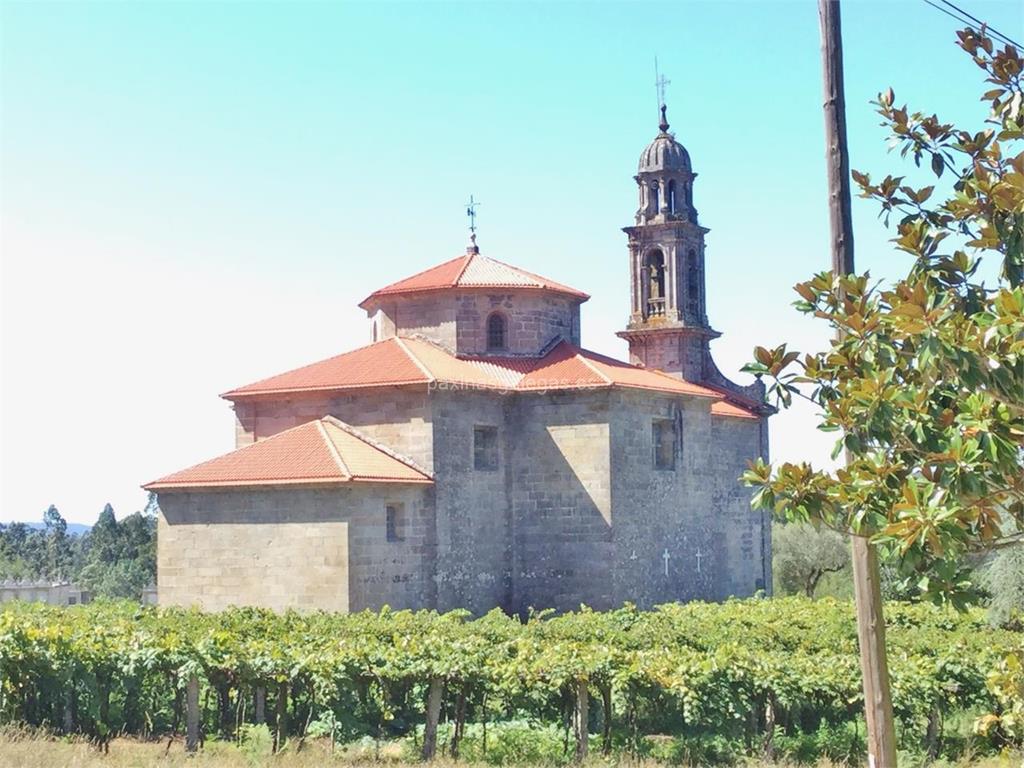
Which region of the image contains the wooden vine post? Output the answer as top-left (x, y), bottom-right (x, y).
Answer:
top-left (185, 674), bottom-right (200, 753)
top-left (573, 678), bottom-right (589, 763)
top-left (274, 682), bottom-right (288, 753)
top-left (254, 686), bottom-right (266, 725)
top-left (422, 677), bottom-right (444, 761)
top-left (817, 1), bottom-right (898, 766)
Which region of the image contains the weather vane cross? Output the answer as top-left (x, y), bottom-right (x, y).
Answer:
top-left (465, 195), bottom-right (480, 234)
top-left (654, 57), bottom-right (670, 110)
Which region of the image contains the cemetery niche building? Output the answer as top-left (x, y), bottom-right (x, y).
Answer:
top-left (145, 106), bottom-right (772, 615)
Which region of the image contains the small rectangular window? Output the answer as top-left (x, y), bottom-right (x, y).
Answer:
top-left (386, 503), bottom-right (404, 542)
top-left (652, 419), bottom-right (676, 470)
top-left (474, 426), bottom-right (499, 470)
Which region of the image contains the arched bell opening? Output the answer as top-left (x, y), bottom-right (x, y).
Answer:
top-left (644, 249), bottom-right (666, 318)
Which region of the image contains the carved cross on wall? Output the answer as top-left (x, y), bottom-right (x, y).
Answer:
top-left (662, 548), bottom-right (671, 577)
top-left (694, 548), bottom-right (704, 574)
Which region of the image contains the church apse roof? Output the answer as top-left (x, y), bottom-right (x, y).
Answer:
top-left (220, 337), bottom-right (756, 408)
top-left (358, 252), bottom-right (589, 309)
top-left (144, 417), bottom-right (433, 491)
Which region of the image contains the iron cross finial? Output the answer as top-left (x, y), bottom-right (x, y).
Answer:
top-left (654, 56), bottom-right (671, 123)
top-left (465, 195), bottom-right (480, 234)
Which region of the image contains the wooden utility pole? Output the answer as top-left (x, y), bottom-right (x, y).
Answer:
top-left (817, 1), bottom-right (898, 766)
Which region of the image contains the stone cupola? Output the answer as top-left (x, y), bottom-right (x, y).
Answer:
top-left (635, 105), bottom-right (698, 226)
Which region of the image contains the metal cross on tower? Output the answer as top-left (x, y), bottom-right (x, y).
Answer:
top-left (465, 195), bottom-right (480, 234)
top-left (654, 57), bottom-right (671, 111)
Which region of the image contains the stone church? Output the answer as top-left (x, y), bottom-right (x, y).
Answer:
top-left (146, 106), bottom-right (772, 615)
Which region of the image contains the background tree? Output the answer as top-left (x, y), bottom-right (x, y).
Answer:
top-left (745, 27), bottom-right (1023, 607)
top-left (43, 504), bottom-right (72, 579)
top-left (983, 544), bottom-right (1024, 629)
top-left (0, 498), bottom-right (157, 598)
top-left (77, 500), bottom-right (157, 599)
top-left (772, 522), bottom-right (849, 597)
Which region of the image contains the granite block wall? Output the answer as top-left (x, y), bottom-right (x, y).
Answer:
top-left (507, 390), bottom-right (614, 615)
top-left (232, 388), bottom-right (433, 470)
top-left (430, 389), bottom-right (512, 614)
top-left (366, 290), bottom-right (581, 356)
top-left (454, 293), bottom-right (581, 355)
top-left (157, 484), bottom-right (435, 612)
top-left (175, 383), bottom-right (766, 616)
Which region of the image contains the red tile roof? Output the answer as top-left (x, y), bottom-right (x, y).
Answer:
top-left (222, 338), bottom-right (430, 397)
top-left (224, 337), bottom-right (729, 402)
top-left (710, 400), bottom-right (761, 420)
top-left (145, 417), bottom-right (433, 491)
top-left (359, 253), bottom-right (589, 308)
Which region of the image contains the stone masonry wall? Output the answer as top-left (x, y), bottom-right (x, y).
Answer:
top-left (373, 297), bottom-right (458, 348)
top-left (214, 383), bottom-right (765, 617)
top-left (455, 292), bottom-right (581, 355)
top-left (710, 415), bottom-right (771, 596)
top-left (608, 389), bottom-right (721, 607)
top-left (508, 390), bottom-right (613, 615)
top-left (369, 291), bottom-right (581, 357)
top-left (232, 388), bottom-right (433, 471)
top-left (157, 484), bottom-right (435, 612)
top-left (430, 389), bottom-right (512, 613)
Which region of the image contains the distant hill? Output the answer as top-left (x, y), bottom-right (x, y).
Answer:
top-left (19, 522), bottom-right (92, 537)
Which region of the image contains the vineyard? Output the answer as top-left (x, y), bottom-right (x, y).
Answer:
top-left (0, 598), bottom-right (1021, 765)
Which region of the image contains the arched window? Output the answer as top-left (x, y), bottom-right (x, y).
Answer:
top-left (645, 249), bottom-right (666, 317)
top-left (486, 312), bottom-right (506, 351)
top-left (667, 180), bottom-right (677, 214)
top-left (650, 183), bottom-right (660, 214)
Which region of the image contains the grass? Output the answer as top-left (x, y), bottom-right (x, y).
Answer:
top-left (0, 727), bottom-right (1021, 768)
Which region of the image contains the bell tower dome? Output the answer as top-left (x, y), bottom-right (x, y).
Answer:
top-left (617, 105), bottom-right (715, 381)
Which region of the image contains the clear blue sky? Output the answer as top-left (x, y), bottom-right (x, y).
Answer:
top-left (2, 1), bottom-right (1021, 525)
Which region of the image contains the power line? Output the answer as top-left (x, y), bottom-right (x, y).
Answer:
top-left (939, 0), bottom-right (1022, 49)
top-left (921, 0), bottom-right (1021, 51)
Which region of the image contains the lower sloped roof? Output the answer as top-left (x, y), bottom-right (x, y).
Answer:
top-left (144, 416), bottom-right (433, 491)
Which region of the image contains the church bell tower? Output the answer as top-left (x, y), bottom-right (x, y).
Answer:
top-left (617, 104), bottom-right (718, 381)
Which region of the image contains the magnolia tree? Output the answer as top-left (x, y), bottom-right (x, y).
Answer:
top-left (742, 27), bottom-right (1023, 733)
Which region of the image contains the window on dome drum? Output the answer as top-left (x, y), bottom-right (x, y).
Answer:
top-left (668, 180), bottom-right (677, 214)
top-left (650, 183), bottom-right (660, 213)
top-left (474, 426), bottom-right (499, 470)
top-left (486, 312), bottom-right (506, 351)
top-left (652, 418), bottom-right (676, 470)
top-left (386, 503), bottom-right (405, 542)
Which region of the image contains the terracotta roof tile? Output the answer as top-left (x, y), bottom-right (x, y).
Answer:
top-left (222, 338), bottom-right (430, 398)
top-left (145, 417), bottom-right (432, 491)
top-left (399, 338), bottom-right (509, 389)
top-left (516, 341), bottom-right (607, 390)
top-left (577, 347), bottom-right (722, 398)
top-left (710, 400), bottom-right (762, 420)
top-left (359, 253), bottom-right (589, 308)
top-left (223, 338), bottom-right (733, 402)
